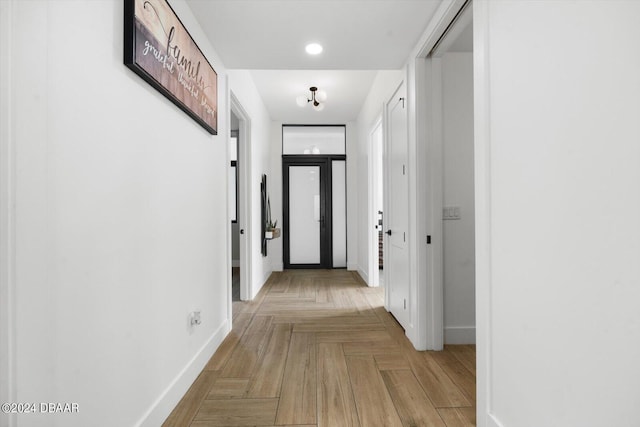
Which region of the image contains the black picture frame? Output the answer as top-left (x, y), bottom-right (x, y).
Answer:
top-left (124, 0), bottom-right (218, 134)
top-left (261, 174), bottom-right (268, 257)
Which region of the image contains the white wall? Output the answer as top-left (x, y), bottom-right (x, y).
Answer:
top-left (355, 71), bottom-right (403, 284)
top-left (345, 121), bottom-right (358, 270)
top-left (269, 122), bottom-right (284, 271)
top-left (0, 0), bottom-right (14, 419)
top-left (227, 70), bottom-right (274, 295)
top-left (0, 1), bottom-right (239, 426)
top-left (476, 1), bottom-right (640, 426)
top-left (442, 52), bottom-right (475, 344)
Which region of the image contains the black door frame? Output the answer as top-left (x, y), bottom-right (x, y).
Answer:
top-left (283, 155), bottom-right (346, 269)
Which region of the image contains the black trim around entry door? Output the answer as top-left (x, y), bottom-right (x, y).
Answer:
top-left (283, 155), bottom-right (345, 269)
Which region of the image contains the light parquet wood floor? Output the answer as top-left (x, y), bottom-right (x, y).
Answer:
top-left (163, 270), bottom-right (476, 427)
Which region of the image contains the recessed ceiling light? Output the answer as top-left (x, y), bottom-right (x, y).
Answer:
top-left (305, 43), bottom-right (323, 55)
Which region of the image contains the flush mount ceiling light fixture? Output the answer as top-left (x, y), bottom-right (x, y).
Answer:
top-left (305, 43), bottom-right (323, 55)
top-left (296, 86), bottom-right (327, 111)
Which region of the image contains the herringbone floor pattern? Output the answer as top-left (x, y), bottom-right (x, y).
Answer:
top-left (163, 269), bottom-right (476, 426)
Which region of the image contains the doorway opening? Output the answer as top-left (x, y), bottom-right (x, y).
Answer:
top-left (230, 114), bottom-right (240, 301)
top-left (282, 125), bottom-right (347, 269)
top-left (425, 0), bottom-right (476, 347)
top-left (229, 92), bottom-right (252, 304)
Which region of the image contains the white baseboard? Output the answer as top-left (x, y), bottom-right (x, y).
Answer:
top-left (136, 319), bottom-right (230, 427)
top-left (272, 262), bottom-right (283, 272)
top-left (347, 262), bottom-right (358, 271)
top-left (487, 413), bottom-right (505, 427)
top-left (357, 268), bottom-right (370, 286)
top-left (259, 269), bottom-right (272, 295)
top-left (231, 259), bottom-right (240, 267)
top-left (444, 326), bottom-right (476, 344)
top-left (249, 268), bottom-right (273, 300)
top-left (263, 269), bottom-right (272, 285)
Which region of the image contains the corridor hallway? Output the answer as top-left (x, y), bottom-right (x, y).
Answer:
top-left (163, 270), bottom-right (476, 426)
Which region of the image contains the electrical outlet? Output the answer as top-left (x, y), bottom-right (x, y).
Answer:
top-left (189, 311), bottom-right (202, 327)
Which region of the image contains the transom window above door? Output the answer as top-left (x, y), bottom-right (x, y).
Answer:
top-left (282, 125), bottom-right (345, 155)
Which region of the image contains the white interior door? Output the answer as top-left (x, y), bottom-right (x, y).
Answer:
top-left (386, 82), bottom-right (410, 329)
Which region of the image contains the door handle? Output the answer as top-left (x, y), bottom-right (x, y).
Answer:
top-left (240, 229), bottom-right (245, 234)
top-left (386, 229), bottom-right (392, 236)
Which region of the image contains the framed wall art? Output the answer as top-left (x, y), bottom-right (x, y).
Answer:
top-left (124, 0), bottom-right (218, 134)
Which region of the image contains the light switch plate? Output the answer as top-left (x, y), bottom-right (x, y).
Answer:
top-left (443, 206), bottom-right (461, 220)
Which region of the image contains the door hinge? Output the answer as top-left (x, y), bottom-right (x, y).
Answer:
top-left (400, 97), bottom-right (405, 108)
top-left (403, 299), bottom-right (406, 309)
top-left (403, 232), bottom-right (406, 242)
top-left (402, 164), bottom-right (406, 175)
top-left (427, 235), bottom-right (431, 244)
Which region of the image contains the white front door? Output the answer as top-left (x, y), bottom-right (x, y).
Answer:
top-left (386, 82), bottom-right (410, 329)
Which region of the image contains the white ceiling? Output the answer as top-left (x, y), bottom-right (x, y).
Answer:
top-left (185, 0), bottom-right (444, 123)
top-left (186, 0), bottom-right (443, 70)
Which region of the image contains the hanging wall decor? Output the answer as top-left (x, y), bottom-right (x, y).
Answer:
top-left (261, 174), bottom-right (268, 256)
top-left (124, 0), bottom-right (218, 134)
